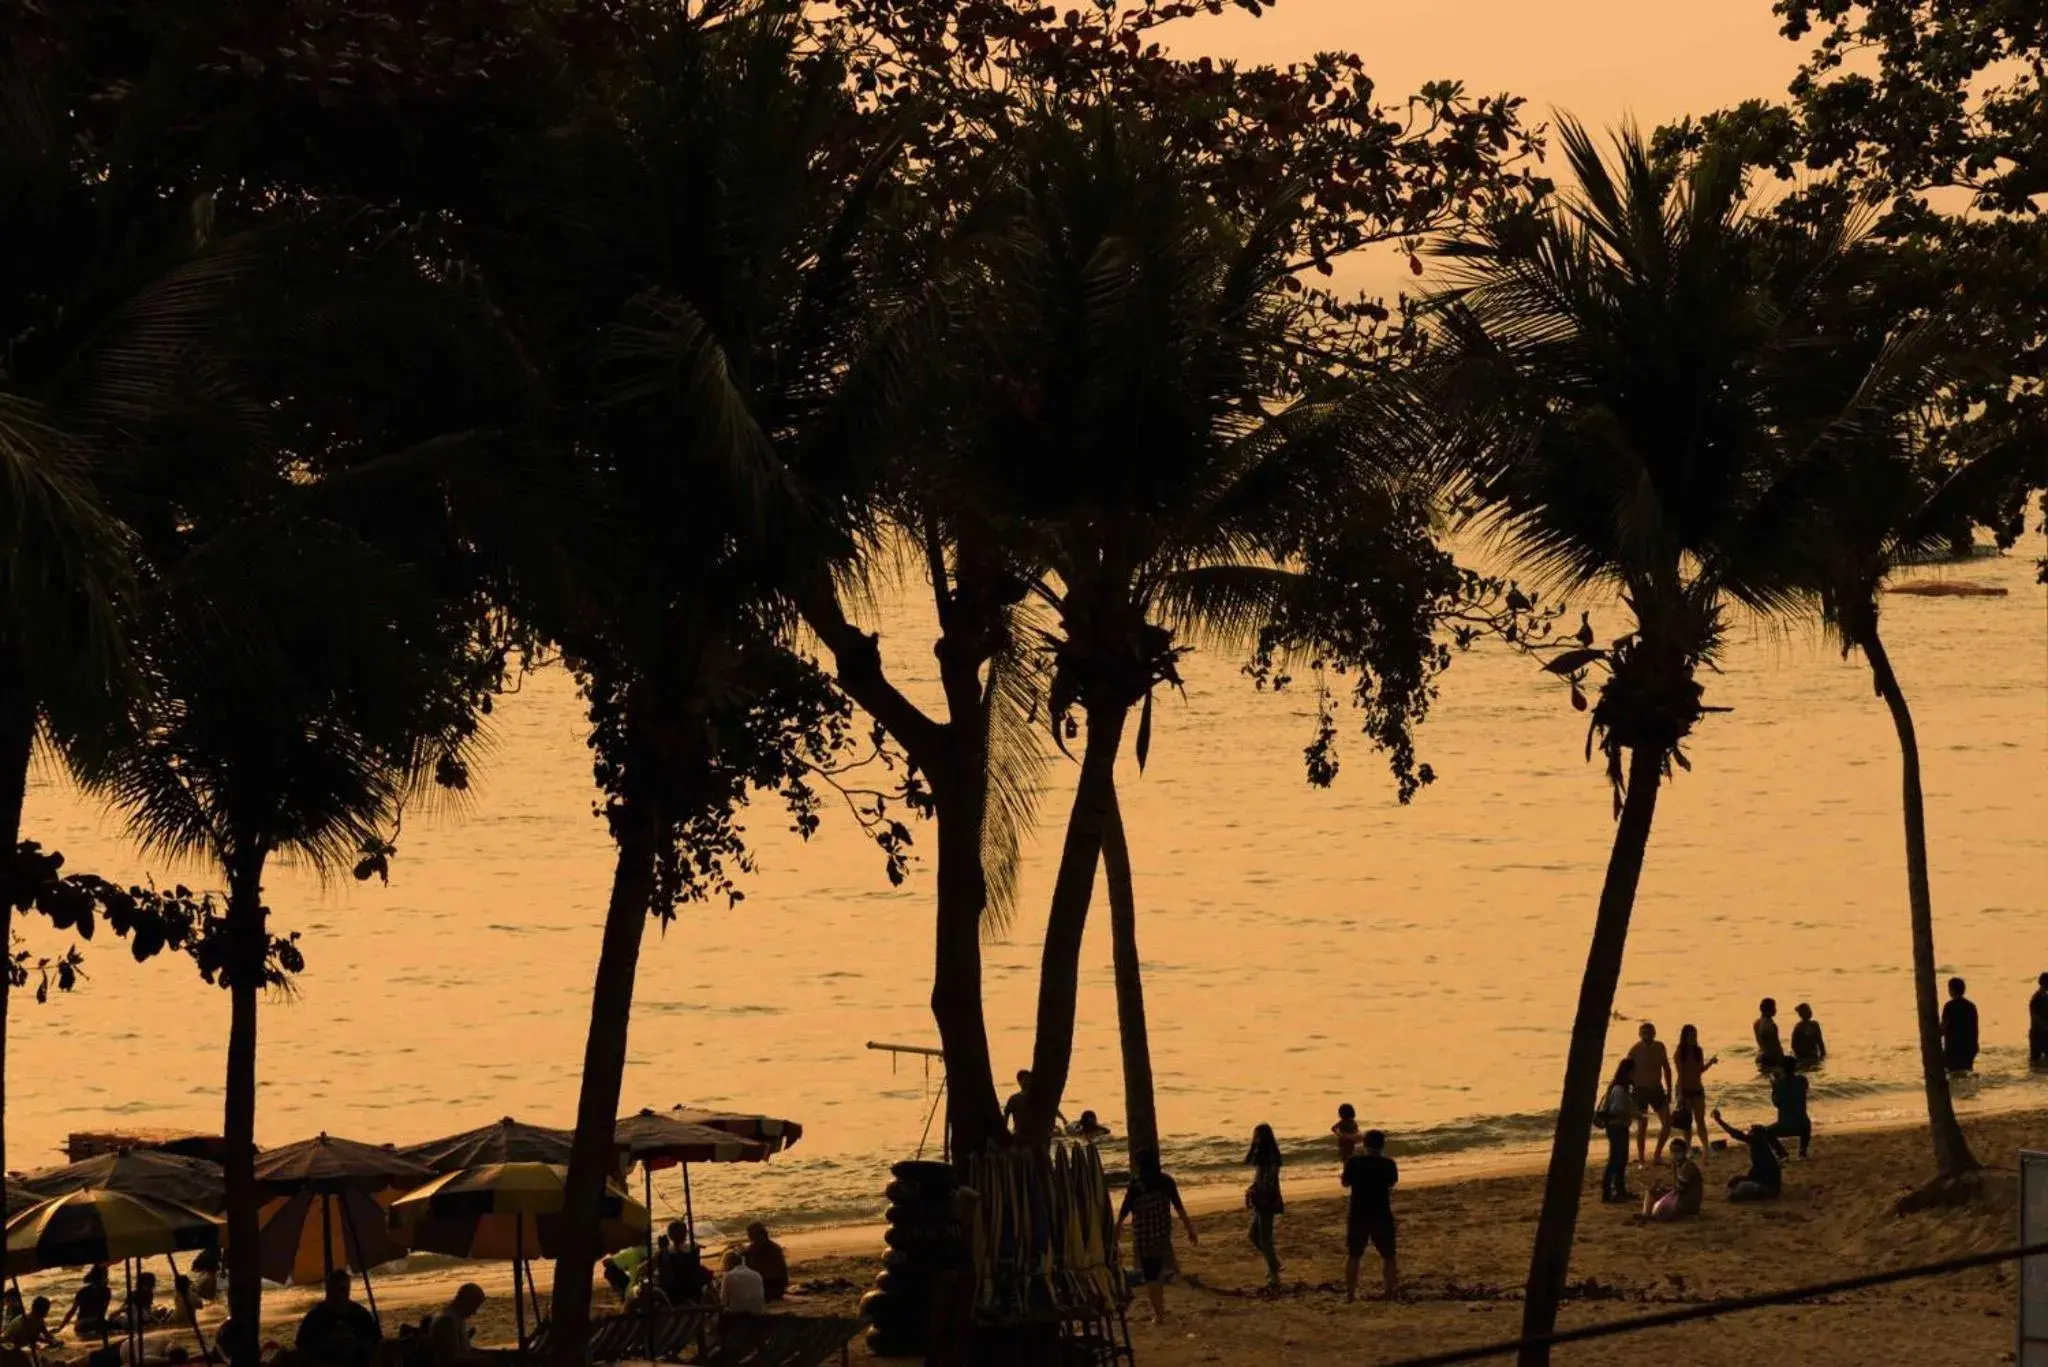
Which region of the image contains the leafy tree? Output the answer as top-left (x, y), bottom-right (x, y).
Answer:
top-left (1418, 123), bottom-right (1923, 1366)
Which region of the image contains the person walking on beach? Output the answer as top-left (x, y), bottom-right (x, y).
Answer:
top-left (1942, 977), bottom-right (1979, 1073)
top-left (1341, 1130), bottom-right (1399, 1302)
top-left (1673, 1025), bottom-right (1718, 1161)
top-left (1711, 1108), bottom-right (1788, 1202)
top-left (1244, 1124), bottom-right (1285, 1291)
top-left (1754, 998), bottom-right (1785, 1071)
top-left (1332, 1104), bottom-right (1362, 1161)
top-left (1791, 1003), bottom-right (1826, 1066)
top-left (1598, 1057), bottom-right (1638, 1203)
top-left (2032, 974), bottom-right (2048, 1066)
top-left (1626, 1022), bottom-right (1674, 1163)
top-left (1116, 1148), bottom-right (1197, 1323)
top-left (1766, 1056), bottom-right (1813, 1157)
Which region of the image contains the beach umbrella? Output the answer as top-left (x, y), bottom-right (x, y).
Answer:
top-left (661, 1104), bottom-right (802, 1154)
top-left (254, 1132), bottom-right (433, 1193)
top-left (252, 1132), bottom-right (432, 1317)
top-left (5, 1181), bottom-right (39, 1215)
top-left (3, 1188), bottom-right (220, 1276)
top-left (21, 1151), bottom-right (225, 1214)
top-left (393, 1163), bottom-right (647, 1354)
top-left (613, 1109), bottom-right (770, 1254)
top-left (398, 1118), bottom-right (576, 1173)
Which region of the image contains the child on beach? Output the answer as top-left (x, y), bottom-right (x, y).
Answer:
top-left (1638, 1138), bottom-right (1703, 1221)
top-left (1117, 1149), bottom-right (1197, 1323)
top-left (1244, 1124), bottom-right (1285, 1291)
top-left (1332, 1104), bottom-right (1361, 1161)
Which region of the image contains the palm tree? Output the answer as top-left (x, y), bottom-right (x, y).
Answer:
top-left (1419, 123), bottom-right (1906, 1364)
top-left (1101, 785), bottom-right (1158, 1156)
top-left (939, 112), bottom-right (1456, 1144)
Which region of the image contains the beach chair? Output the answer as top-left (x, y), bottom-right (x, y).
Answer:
top-left (544, 1305), bottom-right (716, 1365)
top-left (682, 1314), bottom-right (862, 1367)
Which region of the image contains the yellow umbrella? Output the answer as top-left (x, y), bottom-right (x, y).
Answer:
top-left (4, 1188), bottom-right (219, 1276)
top-left (392, 1164), bottom-right (647, 1349)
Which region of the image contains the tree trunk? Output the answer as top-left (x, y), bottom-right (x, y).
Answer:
top-left (1516, 742), bottom-right (1666, 1366)
top-left (932, 754), bottom-right (1005, 1156)
top-left (223, 855), bottom-right (269, 1367)
top-left (1020, 704), bottom-right (1129, 1144)
top-left (548, 795), bottom-right (663, 1367)
top-left (1863, 623), bottom-right (1977, 1177)
top-left (1103, 782), bottom-right (1158, 1160)
top-left (0, 678), bottom-right (36, 1215)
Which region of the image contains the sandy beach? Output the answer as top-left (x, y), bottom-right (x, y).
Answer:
top-left (108, 1106), bottom-right (2030, 1366)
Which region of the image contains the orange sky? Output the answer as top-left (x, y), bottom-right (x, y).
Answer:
top-left (1171, 0), bottom-right (1810, 293)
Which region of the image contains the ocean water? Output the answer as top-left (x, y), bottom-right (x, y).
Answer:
top-left (11, 537), bottom-right (2046, 1234)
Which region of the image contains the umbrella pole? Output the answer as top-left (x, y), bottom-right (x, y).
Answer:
top-left (681, 1164), bottom-right (693, 1245)
top-left (513, 1217), bottom-right (528, 1363)
top-left (166, 1251), bottom-right (211, 1363)
top-left (122, 1257), bottom-right (135, 1367)
top-left (337, 1194), bottom-right (381, 1329)
top-left (320, 1194), bottom-right (334, 1281)
top-left (643, 1166), bottom-right (655, 1367)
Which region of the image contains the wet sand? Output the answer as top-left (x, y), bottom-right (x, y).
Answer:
top-left (126, 1105), bottom-right (2041, 1366)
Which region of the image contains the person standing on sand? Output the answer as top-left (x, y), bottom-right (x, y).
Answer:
top-left (1673, 1025), bottom-right (1718, 1161)
top-left (1332, 1104), bottom-right (1361, 1162)
top-left (1766, 1056), bottom-right (1813, 1157)
top-left (1341, 1130), bottom-right (1399, 1302)
top-left (1791, 1003), bottom-right (1826, 1066)
top-left (1754, 998), bottom-right (1785, 1071)
top-left (1626, 1022), bottom-right (1675, 1164)
top-left (1244, 1124), bottom-right (1285, 1291)
top-left (1116, 1148), bottom-right (1197, 1324)
top-left (1942, 977), bottom-right (1979, 1073)
top-left (2031, 974), bottom-right (2048, 1066)
top-left (1598, 1057), bottom-right (1638, 1203)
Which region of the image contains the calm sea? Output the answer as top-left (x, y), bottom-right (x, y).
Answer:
top-left (13, 537), bottom-right (2047, 1237)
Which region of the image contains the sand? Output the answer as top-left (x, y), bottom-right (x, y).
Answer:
top-left (119, 1108), bottom-right (2042, 1366)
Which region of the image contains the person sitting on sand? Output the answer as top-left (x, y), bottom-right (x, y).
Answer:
top-left (1341, 1129), bottom-right (1399, 1303)
top-left (601, 1256), bottom-right (632, 1305)
top-left (1711, 1108), bottom-right (1788, 1202)
top-left (167, 1278), bottom-right (201, 1332)
top-left (117, 1273), bottom-right (159, 1331)
top-left (744, 1222), bottom-right (789, 1302)
top-left (293, 1271), bottom-right (380, 1367)
top-left (1943, 977), bottom-right (1979, 1073)
top-left (1627, 1022), bottom-right (1675, 1164)
top-left (2031, 973), bottom-right (2048, 1066)
top-left (57, 1265), bottom-right (113, 1341)
top-left (1244, 1123), bottom-right (1285, 1291)
top-left (1673, 1025), bottom-right (1718, 1161)
top-left (1598, 1057), bottom-right (1638, 1203)
top-left (1332, 1104), bottom-right (1362, 1162)
top-left (1638, 1139), bottom-right (1704, 1222)
top-left (1116, 1148), bottom-right (1196, 1324)
top-left (1754, 998), bottom-right (1785, 1071)
top-left (659, 1224), bottom-right (714, 1305)
top-left (718, 1249), bottom-right (765, 1317)
top-left (1767, 1056), bottom-right (1813, 1157)
top-left (187, 1250), bottom-right (219, 1306)
top-left (1791, 1003), bottom-right (1826, 1066)
top-left (4, 1295), bottom-right (61, 1365)
top-left (426, 1285), bottom-right (484, 1367)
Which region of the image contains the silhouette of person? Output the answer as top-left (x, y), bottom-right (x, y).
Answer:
top-left (1942, 977), bottom-right (1979, 1073)
top-left (1791, 1003), bottom-right (1826, 1066)
top-left (1753, 998), bottom-right (1785, 1071)
top-left (1626, 1022), bottom-right (1674, 1164)
top-left (1711, 1108), bottom-right (1787, 1202)
top-left (1765, 1056), bottom-right (1812, 1157)
top-left (2030, 974), bottom-right (2048, 1066)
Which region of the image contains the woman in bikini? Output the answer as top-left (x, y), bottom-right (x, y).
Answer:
top-left (1674, 1024), bottom-right (1718, 1162)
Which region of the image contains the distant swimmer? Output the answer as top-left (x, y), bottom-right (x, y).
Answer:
top-left (1067, 1110), bottom-right (1112, 1143)
top-left (2030, 974), bottom-right (2048, 1066)
top-left (1791, 1003), bottom-right (1826, 1066)
top-left (1332, 1104), bottom-right (1362, 1162)
top-left (1673, 1025), bottom-right (1718, 1160)
top-left (1941, 978), bottom-right (1979, 1074)
top-left (1626, 1022), bottom-right (1674, 1164)
top-left (1754, 998), bottom-right (1785, 1071)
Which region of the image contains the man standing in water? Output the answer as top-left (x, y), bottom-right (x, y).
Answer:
top-left (1942, 978), bottom-right (1979, 1073)
top-left (1754, 998), bottom-right (1785, 1070)
top-left (2030, 974), bottom-right (2048, 1066)
top-left (1791, 1003), bottom-right (1826, 1066)
top-left (1626, 1022), bottom-right (1674, 1164)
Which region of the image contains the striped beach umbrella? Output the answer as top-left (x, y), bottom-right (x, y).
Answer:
top-left (22, 1150), bottom-right (225, 1214)
top-left (255, 1132), bottom-right (433, 1193)
top-left (398, 1118), bottom-right (576, 1174)
top-left (4, 1188), bottom-right (220, 1276)
top-left (662, 1104), bottom-right (802, 1153)
top-left (391, 1163), bottom-right (647, 1260)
